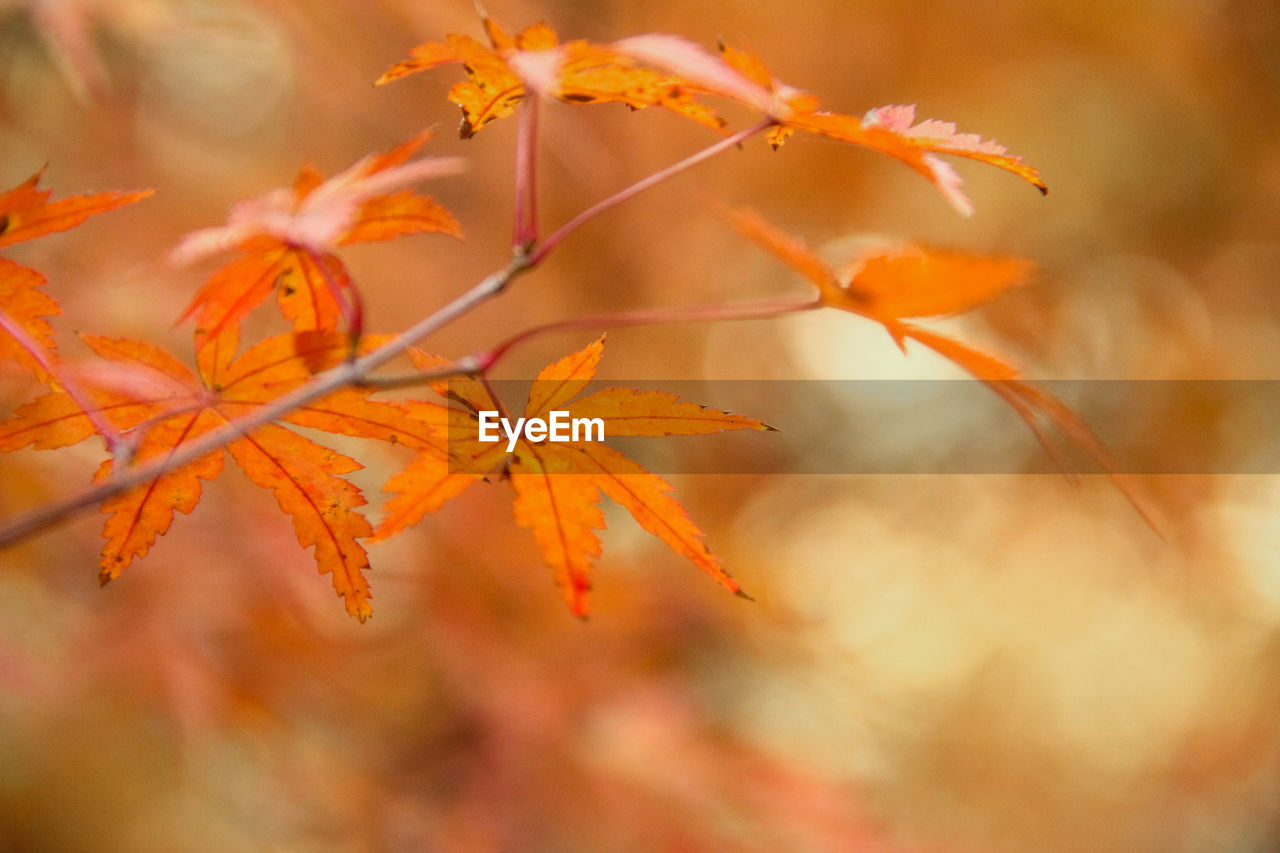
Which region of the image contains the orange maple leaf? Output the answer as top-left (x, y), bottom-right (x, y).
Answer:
top-left (613, 37), bottom-right (1044, 215)
top-left (0, 171), bottom-right (151, 381)
top-left (172, 133), bottom-right (464, 356)
top-left (376, 13), bottom-right (724, 138)
top-left (0, 331), bottom-right (451, 621)
top-left (0, 168), bottom-right (152, 250)
top-left (727, 207), bottom-right (1160, 527)
top-left (373, 336), bottom-right (770, 617)
top-left (791, 104), bottom-right (1046, 216)
top-left (0, 259), bottom-right (61, 382)
top-left (728, 206), bottom-right (1035, 322)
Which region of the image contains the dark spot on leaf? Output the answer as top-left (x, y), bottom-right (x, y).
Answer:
top-left (281, 284), bottom-right (296, 296)
top-left (0, 214), bottom-right (8, 234)
top-left (561, 93), bottom-right (594, 103)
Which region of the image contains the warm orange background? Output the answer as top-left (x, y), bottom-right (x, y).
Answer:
top-left (2, 1), bottom-right (1280, 850)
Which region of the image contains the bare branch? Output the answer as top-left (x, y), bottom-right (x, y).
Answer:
top-left (477, 294), bottom-right (822, 371)
top-left (528, 119), bottom-right (771, 265)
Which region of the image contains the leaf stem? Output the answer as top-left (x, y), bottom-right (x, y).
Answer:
top-left (527, 119), bottom-right (771, 266)
top-left (0, 309), bottom-right (129, 465)
top-left (307, 249), bottom-right (364, 356)
top-left (476, 374), bottom-right (512, 421)
top-left (476, 293), bottom-right (821, 371)
top-left (512, 98), bottom-right (540, 252)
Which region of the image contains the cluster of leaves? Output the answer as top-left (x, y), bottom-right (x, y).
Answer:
top-left (0, 12), bottom-right (1138, 622)
top-left (377, 15), bottom-right (1045, 215)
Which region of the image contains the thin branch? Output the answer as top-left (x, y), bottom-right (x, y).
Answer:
top-left (352, 356), bottom-right (482, 390)
top-left (476, 293), bottom-right (822, 371)
top-left (0, 255), bottom-right (533, 547)
top-left (527, 119), bottom-right (771, 266)
top-left (116, 398), bottom-right (216, 459)
top-left (512, 98), bottom-right (540, 251)
top-left (0, 120), bottom-right (770, 548)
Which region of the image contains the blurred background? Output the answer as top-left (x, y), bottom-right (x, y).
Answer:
top-left (2, 0), bottom-right (1280, 850)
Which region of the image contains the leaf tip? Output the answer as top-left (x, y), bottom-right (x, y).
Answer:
top-left (346, 591), bottom-right (374, 622)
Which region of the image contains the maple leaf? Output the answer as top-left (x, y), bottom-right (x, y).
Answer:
top-left (0, 168), bottom-right (152, 250)
top-left (373, 336), bottom-right (769, 617)
top-left (0, 331), bottom-right (451, 621)
top-left (612, 35), bottom-right (794, 122)
top-left (615, 37), bottom-right (1044, 215)
top-left (172, 133), bottom-right (464, 355)
top-left (727, 207), bottom-right (1159, 527)
top-left (0, 259), bottom-right (60, 382)
top-left (0, 170), bottom-right (150, 381)
top-left (728, 206), bottom-right (1034, 322)
top-left (792, 104), bottom-right (1046, 216)
top-left (376, 13), bottom-right (725, 138)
